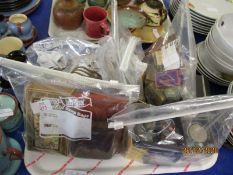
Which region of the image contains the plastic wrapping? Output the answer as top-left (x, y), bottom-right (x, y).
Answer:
top-left (26, 35), bottom-right (146, 85)
top-left (142, 0), bottom-right (197, 105)
top-left (108, 95), bottom-right (233, 165)
top-left (0, 57), bottom-right (140, 159)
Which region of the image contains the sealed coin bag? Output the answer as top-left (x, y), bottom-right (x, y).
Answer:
top-left (26, 37), bottom-right (99, 73)
top-left (108, 95), bottom-right (233, 165)
top-left (142, 0), bottom-right (197, 105)
top-left (0, 57), bottom-right (140, 159)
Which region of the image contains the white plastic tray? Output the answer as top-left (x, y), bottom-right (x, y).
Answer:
top-left (48, 0), bottom-right (170, 43)
top-left (48, 0), bottom-right (103, 41)
top-left (25, 149), bottom-right (218, 175)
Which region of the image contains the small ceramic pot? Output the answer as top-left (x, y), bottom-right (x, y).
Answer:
top-left (0, 128), bottom-right (11, 173)
top-left (117, 0), bottom-right (131, 6)
top-left (53, 0), bottom-right (85, 30)
top-left (0, 127), bottom-right (23, 174)
top-left (140, 0), bottom-right (167, 27)
top-left (0, 37), bottom-right (24, 56)
top-left (6, 50), bottom-right (27, 63)
top-left (0, 93), bottom-right (22, 133)
top-left (88, 0), bottom-right (108, 7)
top-left (0, 15), bottom-right (8, 36)
top-left (8, 14), bottom-right (32, 38)
top-left (0, 50), bottom-right (27, 89)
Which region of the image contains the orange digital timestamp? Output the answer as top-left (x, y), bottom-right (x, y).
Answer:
top-left (182, 147), bottom-right (218, 155)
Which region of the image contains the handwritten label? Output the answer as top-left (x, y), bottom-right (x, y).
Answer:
top-left (31, 100), bottom-right (53, 114)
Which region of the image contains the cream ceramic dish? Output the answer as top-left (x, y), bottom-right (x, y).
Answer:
top-left (0, 36), bottom-right (23, 55)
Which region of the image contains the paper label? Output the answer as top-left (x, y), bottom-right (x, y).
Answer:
top-left (161, 40), bottom-right (180, 71)
top-left (0, 108), bottom-right (14, 119)
top-left (40, 109), bottom-right (92, 140)
top-left (60, 97), bottom-right (92, 109)
top-left (30, 100), bottom-right (53, 114)
top-left (34, 96), bottom-right (93, 141)
top-left (64, 170), bottom-right (87, 175)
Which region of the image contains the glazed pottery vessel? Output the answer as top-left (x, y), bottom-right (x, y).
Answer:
top-left (0, 127), bottom-right (22, 175)
top-left (53, 0), bottom-right (85, 30)
top-left (0, 128), bottom-right (11, 173)
top-left (0, 93), bottom-right (22, 132)
top-left (117, 0), bottom-right (131, 6)
top-left (0, 36), bottom-right (24, 56)
top-left (140, 0), bottom-right (167, 27)
top-left (87, 0), bottom-right (108, 7)
top-left (83, 6), bottom-right (110, 38)
top-left (0, 15), bottom-right (8, 36)
top-left (8, 14), bottom-right (33, 38)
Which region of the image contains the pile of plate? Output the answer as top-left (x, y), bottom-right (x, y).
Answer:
top-left (0, 0), bottom-right (31, 12)
top-left (197, 13), bottom-right (233, 86)
top-left (170, 0), bottom-right (233, 35)
top-left (227, 81), bottom-right (233, 146)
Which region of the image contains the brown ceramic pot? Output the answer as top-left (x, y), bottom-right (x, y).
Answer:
top-left (117, 0), bottom-right (131, 6)
top-left (53, 0), bottom-right (85, 30)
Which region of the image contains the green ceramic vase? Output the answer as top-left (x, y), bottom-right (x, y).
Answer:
top-left (88, 0), bottom-right (108, 7)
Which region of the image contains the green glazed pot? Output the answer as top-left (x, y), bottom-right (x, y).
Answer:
top-left (0, 93), bottom-right (22, 133)
top-left (88, 0), bottom-right (108, 7)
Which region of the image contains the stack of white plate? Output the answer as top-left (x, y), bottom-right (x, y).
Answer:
top-left (196, 13), bottom-right (233, 86)
top-left (227, 81), bottom-right (233, 146)
top-left (170, 0), bottom-right (233, 35)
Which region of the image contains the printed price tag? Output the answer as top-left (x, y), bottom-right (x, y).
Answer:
top-left (30, 100), bottom-right (53, 114)
top-left (64, 170), bottom-right (87, 175)
top-left (161, 41), bottom-right (180, 71)
top-left (0, 108), bottom-right (13, 119)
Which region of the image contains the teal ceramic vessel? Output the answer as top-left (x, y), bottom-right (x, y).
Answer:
top-left (0, 128), bottom-right (22, 175)
top-left (0, 93), bottom-right (22, 133)
top-left (0, 128), bottom-right (11, 173)
top-left (118, 8), bottom-right (146, 29)
top-left (0, 15), bottom-right (8, 36)
top-left (88, 0), bottom-right (108, 7)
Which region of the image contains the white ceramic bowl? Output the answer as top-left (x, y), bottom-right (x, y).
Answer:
top-left (207, 31), bottom-right (233, 65)
top-left (212, 14), bottom-right (233, 56)
top-left (205, 41), bottom-right (233, 75)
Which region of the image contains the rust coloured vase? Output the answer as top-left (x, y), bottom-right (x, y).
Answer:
top-left (53, 0), bottom-right (85, 30)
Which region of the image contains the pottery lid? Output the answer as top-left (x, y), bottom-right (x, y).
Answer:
top-left (0, 94), bottom-right (16, 122)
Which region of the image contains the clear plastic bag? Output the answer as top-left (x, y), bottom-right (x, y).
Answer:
top-left (142, 0), bottom-right (197, 105)
top-left (108, 95), bottom-right (233, 165)
top-left (26, 37), bottom-right (99, 73)
top-left (26, 31), bottom-right (146, 85)
top-left (0, 57), bottom-right (140, 159)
